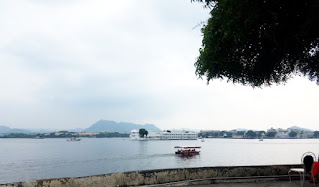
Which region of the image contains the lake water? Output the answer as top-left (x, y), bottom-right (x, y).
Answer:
top-left (1, 138), bottom-right (319, 184)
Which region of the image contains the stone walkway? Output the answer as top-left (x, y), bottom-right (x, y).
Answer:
top-left (146, 177), bottom-right (319, 187)
top-left (190, 180), bottom-right (317, 186)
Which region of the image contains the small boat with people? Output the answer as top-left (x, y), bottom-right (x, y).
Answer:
top-left (67, 137), bottom-right (81, 141)
top-left (175, 146), bottom-right (201, 156)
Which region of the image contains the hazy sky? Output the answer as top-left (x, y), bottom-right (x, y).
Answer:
top-left (1, 0), bottom-right (319, 131)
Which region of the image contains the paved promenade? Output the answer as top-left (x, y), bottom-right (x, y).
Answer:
top-left (144, 175), bottom-right (318, 187)
top-left (189, 181), bottom-right (317, 187)
top-left (146, 180), bottom-right (318, 187)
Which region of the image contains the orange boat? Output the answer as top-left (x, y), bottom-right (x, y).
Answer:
top-left (174, 146), bottom-right (201, 156)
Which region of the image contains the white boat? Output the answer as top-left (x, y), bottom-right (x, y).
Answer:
top-left (130, 130), bottom-right (198, 140)
top-left (129, 129), bottom-right (141, 140)
top-left (67, 137), bottom-right (81, 141)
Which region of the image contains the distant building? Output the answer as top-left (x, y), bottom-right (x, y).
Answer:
top-left (54, 132), bottom-right (64, 136)
top-left (232, 134), bottom-right (244, 139)
top-left (297, 132), bottom-right (306, 139)
top-left (78, 132), bottom-right (99, 136)
top-left (265, 127), bottom-right (314, 139)
top-left (130, 130), bottom-right (198, 140)
top-left (305, 131), bottom-right (314, 138)
top-left (276, 128), bottom-right (289, 139)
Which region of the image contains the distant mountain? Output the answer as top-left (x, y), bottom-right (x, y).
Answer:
top-left (0, 120), bottom-right (160, 135)
top-left (28, 128), bottom-right (59, 133)
top-left (85, 120), bottom-right (161, 133)
top-left (289, 126), bottom-right (313, 132)
top-left (0, 126), bottom-right (11, 133)
top-left (0, 126), bottom-right (33, 135)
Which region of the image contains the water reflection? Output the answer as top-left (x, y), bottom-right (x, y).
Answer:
top-left (1, 138), bottom-right (319, 183)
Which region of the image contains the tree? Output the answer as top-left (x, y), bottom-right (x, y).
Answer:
top-left (224, 131), bottom-right (232, 138)
top-left (246, 130), bottom-right (257, 138)
top-left (266, 131), bottom-right (276, 138)
top-left (193, 0), bottom-right (319, 87)
top-left (2, 133), bottom-right (34, 138)
top-left (139, 128), bottom-right (148, 138)
top-left (213, 131), bottom-right (219, 137)
top-left (257, 131), bottom-right (266, 137)
top-left (220, 131), bottom-right (229, 137)
top-left (314, 131), bottom-right (319, 138)
top-left (289, 131), bottom-right (297, 138)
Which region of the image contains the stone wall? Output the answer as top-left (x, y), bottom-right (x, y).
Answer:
top-left (1, 165), bottom-right (301, 187)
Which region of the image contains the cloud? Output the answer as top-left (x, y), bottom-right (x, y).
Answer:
top-left (0, 0), bottom-right (318, 131)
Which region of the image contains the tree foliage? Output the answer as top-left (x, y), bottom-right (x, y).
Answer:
top-left (289, 131), bottom-right (297, 138)
top-left (314, 131), bottom-right (319, 138)
top-left (193, 0), bottom-right (319, 87)
top-left (139, 128), bottom-right (148, 138)
top-left (0, 133), bottom-right (34, 138)
top-left (257, 131), bottom-right (266, 137)
top-left (246, 130), bottom-right (257, 138)
top-left (95, 132), bottom-right (129, 138)
top-left (266, 131), bottom-right (276, 138)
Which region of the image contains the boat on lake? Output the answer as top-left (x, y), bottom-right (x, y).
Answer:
top-left (130, 129), bottom-right (198, 140)
top-left (175, 146), bottom-right (201, 156)
top-left (67, 137), bottom-right (81, 141)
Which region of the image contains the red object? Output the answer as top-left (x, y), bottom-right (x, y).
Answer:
top-left (182, 146), bottom-right (201, 149)
top-left (311, 161), bottom-right (319, 182)
top-left (174, 146), bottom-right (201, 156)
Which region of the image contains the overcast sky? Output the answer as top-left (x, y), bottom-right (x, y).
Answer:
top-left (1, 0), bottom-right (319, 131)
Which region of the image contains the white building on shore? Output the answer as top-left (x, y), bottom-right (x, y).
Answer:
top-left (130, 130), bottom-right (198, 140)
top-left (266, 127), bottom-right (314, 139)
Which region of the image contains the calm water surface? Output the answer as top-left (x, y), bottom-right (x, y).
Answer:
top-left (1, 138), bottom-right (319, 184)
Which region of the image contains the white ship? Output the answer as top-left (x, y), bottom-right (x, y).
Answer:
top-left (129, 129), bottom-right (198, 140)
top-left (129, 129), bottom-right (141, 140)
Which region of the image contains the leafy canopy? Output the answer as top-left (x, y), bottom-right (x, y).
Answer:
top-left (289, 131), bottom-right (297, 137)
top-left (139, 128), bottom-right (148, 138)
top-left (246, 130), bottom-right (257, 138)
top-left (193, 0), bottom-right (319, 87)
